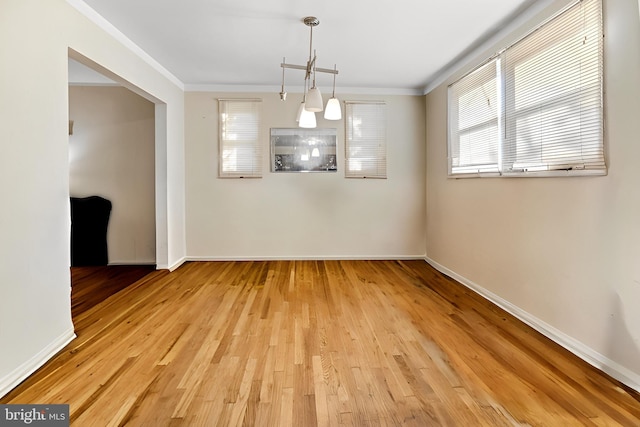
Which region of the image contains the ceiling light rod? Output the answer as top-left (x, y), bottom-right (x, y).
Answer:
top-left (330, 64), bottom-right (337, 97)
top-left (280, 17), bottom-right (339, 77)
top-left (280, 62), bottom-right (338, 75)
top-left (279, 57), bottom-right (287, 100)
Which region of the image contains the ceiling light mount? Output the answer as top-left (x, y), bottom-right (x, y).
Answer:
top-left (279, 16), bottom-right (342, 127)
top-left (303, 16), bottom-right (320, 27)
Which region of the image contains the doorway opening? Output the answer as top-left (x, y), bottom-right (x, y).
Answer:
top-left (68, 51), bottom-right (166, 318)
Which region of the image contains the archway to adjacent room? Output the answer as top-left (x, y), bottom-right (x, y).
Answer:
top-left (67, 49), bottom-right (167, 317)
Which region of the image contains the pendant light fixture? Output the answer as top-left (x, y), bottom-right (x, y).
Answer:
top-left (279, 17), bottom-right (341, 127)
top-left (298, 78), bottom-right (316, 128)
top-left (305, 50), bottom-right (323, 112)
top-left (279, 57), bottom-right (287, 101)
top-left (299, 107), bottom-right (317, 128)
top-left (296, 78), bottom-right (308, 122)
top-left (324, 64), bottom-right (341, 120)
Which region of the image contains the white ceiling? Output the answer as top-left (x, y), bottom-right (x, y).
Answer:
top-left (75, 0), bottom-right (540, 93)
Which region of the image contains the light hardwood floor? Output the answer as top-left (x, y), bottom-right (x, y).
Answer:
top-left (2, 260), bottom-right (639, 426)
top-left (70, 265), bottom-right (156, 318)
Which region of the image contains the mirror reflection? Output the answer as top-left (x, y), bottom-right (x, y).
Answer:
top-left (271, 128), bottom-right (337, 172)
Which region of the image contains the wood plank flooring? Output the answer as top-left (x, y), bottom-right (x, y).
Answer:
top-left (2, 260), bottom-right (639, 426)
top-left (71, 265), bottom-right (157, 318)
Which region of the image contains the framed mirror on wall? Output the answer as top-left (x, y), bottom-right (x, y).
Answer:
top-left (270, 128), bottom-right (337, 172)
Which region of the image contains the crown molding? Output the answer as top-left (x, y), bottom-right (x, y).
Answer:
top-left (421, 0), bottom-right (560, 95)
top-left (66, 0), bottom-right (184, 90)
top-left (184, 84), bottom-right (424, 96)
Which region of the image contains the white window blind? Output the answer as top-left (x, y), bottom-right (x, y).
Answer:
top-left (345, 101), bottom-right (387, 178)
top-left (448, 59), bottom-right (500, 175)
top-left (503, 0), bottom-right (603, 173)
top-left (448, 0), bottom-right (604, 177)
top-left (218, 99), bottom-right (263, 178)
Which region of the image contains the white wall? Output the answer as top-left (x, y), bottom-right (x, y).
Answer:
top-left (69, 86), bottom-right (156, 264)
top-left (0, 0), bottom-right (185, 397)
top-left (186, 92), bottom-right (426, 259)
top-left (425, 0), bottom-right (640, 390)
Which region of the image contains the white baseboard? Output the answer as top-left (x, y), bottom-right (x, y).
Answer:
top-left (186, 255), bottom-right (427, 262)
top-left (108, 260), bottom-right (156, 266)
top-left (425, 256), bottom-right (640, 394)
top-left (168, 256), bottom-right (187, 272)
top-left (0, 328), bottom-right (76, 399)
top-left (155, 257), bottom-right (186, 271)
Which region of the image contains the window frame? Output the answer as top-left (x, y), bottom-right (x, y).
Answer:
top-left (448, 58), bottom-right (502, 177)
top-left (344, 101), bottom-right (387, 179)
top-left (218, 98), bottom-right (263, 178)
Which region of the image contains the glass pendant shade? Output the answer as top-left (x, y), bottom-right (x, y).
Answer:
top-left (296, 101), bottom-right (305, 122)
top-left (299, 108), bottom-right (317, 128)
top-left (305, 87), bottom-right (324, 112)
top-left (324, 97), bottom-right (341, 120)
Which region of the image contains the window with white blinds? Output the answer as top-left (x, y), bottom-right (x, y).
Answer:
top-left (448, 59), bottom-right (500, 174)
top-left (218, 99), bottom-right (263, 178)
top-left (345, 101), bottom-right (387, 178)
top-left (448, 0), bottom-right (604, 177)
